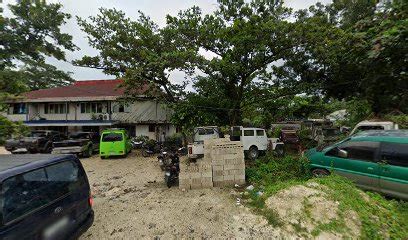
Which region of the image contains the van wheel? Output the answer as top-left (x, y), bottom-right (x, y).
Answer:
top-left (312, 168), bottom-right (330, 178)
top-left (248, 146), bottom-right (259, 160)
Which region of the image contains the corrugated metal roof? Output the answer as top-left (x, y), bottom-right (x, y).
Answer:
top-left (22, 80), bottom-right (149, 101)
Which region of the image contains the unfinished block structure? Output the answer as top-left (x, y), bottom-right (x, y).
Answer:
top-left (179, 138), bottom-right (245, 190)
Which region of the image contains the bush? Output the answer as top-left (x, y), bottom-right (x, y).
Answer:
top-left (246, 154), bottom-right (311, 186)
top-left (0, 116), bottom-right (28, 145)
top-left (164, 133), bottom-right (183, 149)
top-left (384, 114), bottom-right (408, 129)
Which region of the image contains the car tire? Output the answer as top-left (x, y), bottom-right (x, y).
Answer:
top-left (311, 168), bottom-right (330, 178)
top-left (44, 145), bottom-right (52, 154)
top-left (248, 146), bottom-right (259, 160)
top-left (100, 156), bottom-right (107, 159)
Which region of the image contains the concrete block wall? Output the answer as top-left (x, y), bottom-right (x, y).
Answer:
top-left (179, 160), bottom-right (213, 190)
top-left (179, 138), bottom-right (246, 190)
top-left (209, 140), bottom-right (245, 187)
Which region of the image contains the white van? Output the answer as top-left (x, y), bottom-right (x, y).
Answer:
top-left (230, 126), bottom-right (268, 160)
top-left (349, 121), bottom-right (399, 136)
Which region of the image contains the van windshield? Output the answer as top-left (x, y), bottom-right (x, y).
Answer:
top-left (102, 133), bottom-right (123, 142)
top-left (0, 161), bottom-right (86, 225)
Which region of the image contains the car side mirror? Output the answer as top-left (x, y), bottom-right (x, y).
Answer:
top-left (338, 149), bottom-right (348, 158)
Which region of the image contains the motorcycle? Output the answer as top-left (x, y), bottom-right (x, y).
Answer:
top-left (157, 150), bottom-right (170, 171)
top-left (142, 141), bottom-right (162, 157)
top-left (164, 153), bottom-right (180, 188)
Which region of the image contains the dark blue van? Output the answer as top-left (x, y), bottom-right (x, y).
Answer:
top-left (0, 154), bottom-right (94, 240)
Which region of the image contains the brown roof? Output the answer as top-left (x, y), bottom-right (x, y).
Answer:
top-left (23, 79), bottom-right (147, 100)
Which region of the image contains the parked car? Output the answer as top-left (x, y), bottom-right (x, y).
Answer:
top-left (230, 126), bottom-right (269, 160)
top-left (187, 126), bottom-right (223, 159)
top-left (5, 130), bottom-right (65, 154)
top-left (306, 130), bottom-right (408, 200)
top-left (52, 132), bottom-right (100, 157)
top-left (0, 154), bottom-right (94, 239)
top-left (349, 120), bottom-right (399, 135)
top-left (279, 130), bottom-right (300, 144)
top-left (99, 129), bottom-right (132, 159)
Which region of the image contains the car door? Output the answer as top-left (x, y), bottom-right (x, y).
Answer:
top-left (378, 142), bottom-right (408, 200)
top-left (324, 141), bottom-right (381, 191)
top-left (0, 160), bottom-right (90, 240)
top-left (242, 129), bottom-right (255, 151)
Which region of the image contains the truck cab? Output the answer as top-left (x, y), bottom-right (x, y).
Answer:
top-left (230, 126), bottom-right (268, 160)
top-left (187, 126), bottom-right (222, 159)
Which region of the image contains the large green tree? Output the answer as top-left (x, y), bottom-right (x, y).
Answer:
top-left (1, 0), bottom-right (76, 101)
top-left (278, 0), bottom-right (407, 115)
top-left (76, 9), bottom-right (199, 102)
top-left (167, 0), bottom-right (293, 124)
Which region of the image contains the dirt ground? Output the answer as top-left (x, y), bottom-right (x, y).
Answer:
top-left (78, 151), bottom-right (286, 239)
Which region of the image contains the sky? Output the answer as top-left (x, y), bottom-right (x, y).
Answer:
top-left (3, 0), bottom-right (332, 82)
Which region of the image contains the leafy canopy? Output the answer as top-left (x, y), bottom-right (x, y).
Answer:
top-left (0, 0), bottom-right (76, 102)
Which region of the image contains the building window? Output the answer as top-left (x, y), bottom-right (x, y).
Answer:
top-left (11, 103), bottom-right (26, 114)
top-left (112, 102), bottom-right (126, 113)
top-left (44, 103), bottom-right (69, 114)
top-left (80, 102), bottom-right (104, 114)
top-left (148, 125), bottom-right (156, 133)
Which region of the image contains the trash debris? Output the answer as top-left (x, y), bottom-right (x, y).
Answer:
top-left (246, 185), bottom-right (254, 191)
top-left (256, 191), bottom-right (263, 196)
top-left (235, 184), bottom-right (240, 188)
top-left (236, 198), bottom-right (241, 205)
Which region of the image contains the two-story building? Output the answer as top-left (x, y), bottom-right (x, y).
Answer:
top-left (3, 79), bottom-right (177, 140)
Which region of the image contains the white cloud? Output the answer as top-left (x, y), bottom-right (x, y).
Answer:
top-left (3, 0), bottom-right (332, 82)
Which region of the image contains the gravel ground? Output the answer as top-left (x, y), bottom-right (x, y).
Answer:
top-left (78, 151), bottom-right (286, 239)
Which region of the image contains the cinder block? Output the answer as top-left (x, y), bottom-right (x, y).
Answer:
top-left (189, 172), bottom-right (202, 179)
top-left (201, 177), bottom-right (213, 188)
top-left (234, 169), bottom-right (245, 176)
top-left (234, 178), bottom-right (246, 185)
top-left (223, 180), bottom-right (235, 186)
top-left (212, 175), bottom-right (224, 182)
top-left (213, 181), bottom-right (225, 187)
top-left (223, 174), bottom-right (235, 181)
top-left (179, 178), bottom-right (191, 190)
top-left (223, 170), bottom-right (235, 176)
top-left (201, 171), bottom-right (212, 178)
top-left (224, 164), bottom-right (236, 170)
top-left (212, 165), bottom-right (223, 171)
top-left (213, 170), bottom-right (224, 177)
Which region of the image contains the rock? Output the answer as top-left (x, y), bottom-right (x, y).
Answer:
top-left (246, 185), bottom-right (254, 191)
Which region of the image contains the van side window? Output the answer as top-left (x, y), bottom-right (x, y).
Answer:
top-left (1, 161), bottom-right (85, 224)
top-left (256, 130), bottom-right (264, 136)
top-left (244, 130), bottom-right (254, 136)
top-left (381, 142), bottom-right (408, 167)
top-left (327, 141), bottom-right (379, 162)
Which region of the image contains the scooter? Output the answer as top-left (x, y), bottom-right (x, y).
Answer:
top-left (164, 153), bottom-right (180, 188)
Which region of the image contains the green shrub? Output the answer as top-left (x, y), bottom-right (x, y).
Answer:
top-left (0, 116), bottom-right (28, 145)
top-left (246, 154), bottom-right (311, 186)
top-left (384, 114), bottom-right (408, 129)
top-left (164, 133), bottom-right (183, 149)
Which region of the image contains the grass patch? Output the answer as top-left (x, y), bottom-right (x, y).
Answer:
top-left (311, 219), bottom-right (347, 237)
top-left (313, 175), bottom-right (408, 239)
top-left (244, 154), bottom-right (408, 238)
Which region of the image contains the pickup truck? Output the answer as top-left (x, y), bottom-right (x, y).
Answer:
top-left (187, 126), bottom-right (223, 159)
top-left (5, 130), bottom-right (64, 153)
top-left (52, 132), bottom-right (100, 157)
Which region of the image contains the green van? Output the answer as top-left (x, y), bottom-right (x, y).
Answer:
top-left (99, 129), bottom-right (132, 159)
top-left (306, 130), bottom-right (408, 200)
